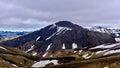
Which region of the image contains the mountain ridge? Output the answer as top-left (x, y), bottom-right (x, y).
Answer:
top-left (1, 21), bottom-right (116, 56)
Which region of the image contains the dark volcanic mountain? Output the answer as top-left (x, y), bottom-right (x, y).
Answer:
top-left (1, 21), bottom-right (116, 56)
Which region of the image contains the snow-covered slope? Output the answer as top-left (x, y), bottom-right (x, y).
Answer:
top-left (90, 26), bottom-right (120, 37)
top-left (90, 26), bottom-right (110, 33)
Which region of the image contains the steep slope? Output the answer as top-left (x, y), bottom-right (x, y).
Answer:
top-left (1, 21), bottom-right (115, 56)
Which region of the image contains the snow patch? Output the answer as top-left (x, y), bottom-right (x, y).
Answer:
top-left (96, 50), bottom-right (108, 54)
top-left (12, 64), bottom-right (18, 67)
top-left (42, 52), bottom-right (48, 57)
top-left (57, 27), bottom-right (72, 32)
top-left (104, 66), bottom-right (109, 68)
top-left (36, 36), bottom-right (41, 41)
top-left (79, 50), bottom-right (83, 54)
top-left (74, 51), bottom-right (77, 53)
top-left (46, 33), bottom-right (56, 40)
top-left (91, 43), bottom-right (120, 49)
top-left (46, 43), bottom-right (52, 51)
top-left (0, 46), bottom-right (7, 50)
top-left (115, 33), bottom-right (119, 37)
top-left (82, 54), bottom-right (89, 59)
top-left (115, 38), bottom-right (120, 42)
top-left (82, 53), bottom-right (93, 59)
top-left (26, 45), bottom-right (35, 52)
top-left (72, 43), bottom-right (78, 49)
top-left (66, 27), bottom-right (72, 31)
top-left (31, 60), bottom-right (58, 67)
top-left (57, 27), bottom-right (65, 32)
top-left (49, 24), bottom-right (56, 30)
top-left (56, 26), bottom-right (72, 35)
top-left (46, 26), bottom-right (72, 40)
top-left (104, 49), bottom-right (120, 56)
top-left (32, 52), bottom-right (37, 56)
top-left (56, 27), bottom-right (66, 35)
top-left (62, 43), bottom-right (66, 49)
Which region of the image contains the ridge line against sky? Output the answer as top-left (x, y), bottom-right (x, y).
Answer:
top-left (0, 0), bottom-right (120, 31)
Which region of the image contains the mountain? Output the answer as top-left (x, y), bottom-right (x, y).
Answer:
top-left (90, 26), bottom-right (120, 37)
top-left (0, 36), bottom-right (20, 42)
top-left (1, 21), bottom-right (116, 57)
top-left (0, 31), bottom-right (26, 37)
top-left (0, 31), bottom-right (27, 42)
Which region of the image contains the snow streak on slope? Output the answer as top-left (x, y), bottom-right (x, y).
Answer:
top-left (90, 43), bottom-right (120, 56)
top-left (26, 45), bottom-right (35, 52)
top-left (82, 53), bottom-right (93, 59)
top-left (0, 46), bottom-right (7, 50)
top-left (42, 52), bottom-right (48, 57)
top-left (46, 43), bottom-right (52, 51)
top-left (42, 43), bottom-right (52, 57)
top-left (46, 26), bottom-right (72, 40)
top-left (36, 36), bottom-right (41, 41)
top-left (46, 33), bottom-right (56, 40)
top-left (104, 49), bottom-right (120, 56)
top-left (91, 43), bottom-right (120, 49)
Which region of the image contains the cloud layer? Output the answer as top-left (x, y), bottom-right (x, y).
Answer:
top-left (0, 0), bottom-right (120, 31)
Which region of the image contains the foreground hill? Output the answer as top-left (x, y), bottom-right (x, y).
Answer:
top-left (2, 21), bottom-right (115, 57)
top-left (32, 43), bottom-right (120, 68)
top-left (0, 45), bottom-right (40, 68)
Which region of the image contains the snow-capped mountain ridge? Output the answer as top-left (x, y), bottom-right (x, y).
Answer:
top-left (90, 26), bottom-right (120, 37)
top-left (46, 24), bottom-right (72, 40)
top-left (1, 21), bottom-right (115, 57)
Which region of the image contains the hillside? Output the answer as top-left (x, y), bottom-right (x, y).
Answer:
top-left (32, 43), bottom-right (120, 68)
top-left (0, 45), bottom-right (40, 68)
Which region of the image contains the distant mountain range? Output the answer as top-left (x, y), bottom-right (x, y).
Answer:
top-left (89, 26), bottom-right (120, 37)
top-left (0, 31), bottom-right (27, 42)
top-left (0, 31), bottom-right (26, 37)
top-left (1, 21), bottom-right (115, 57)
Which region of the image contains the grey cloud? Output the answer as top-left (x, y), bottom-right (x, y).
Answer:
top-left (0, 0), bottom-right (120, 31)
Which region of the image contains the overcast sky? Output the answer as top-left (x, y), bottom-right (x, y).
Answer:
top-left (0, 0), bottom-right (120, 31)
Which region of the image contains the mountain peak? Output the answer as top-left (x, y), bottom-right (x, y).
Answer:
top-left (55, 21), bottom-right (73, 26)
top-left (54, 21), bottom-right (83, 30)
